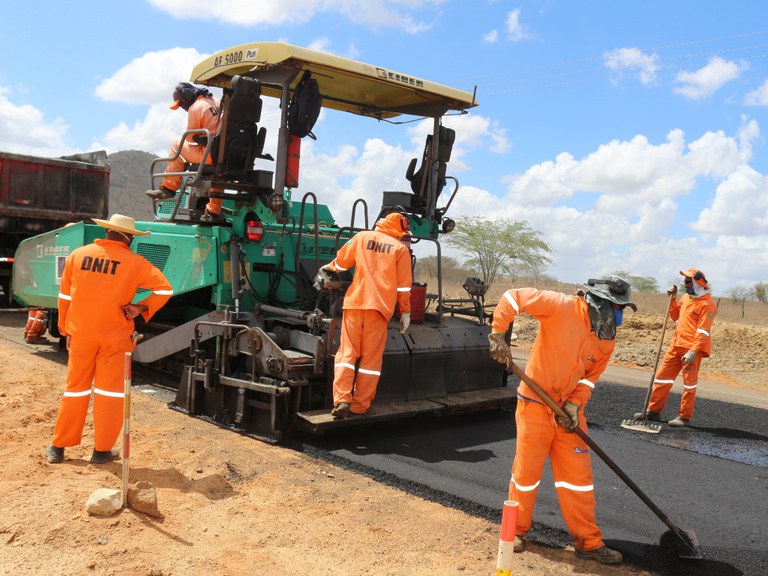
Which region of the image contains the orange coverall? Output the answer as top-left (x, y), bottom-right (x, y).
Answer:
top-left (491, 288), bottom-right (615, 552)
top-left (327, 221), bottom-right (412, 414)
top-left (52, 239), bottom-right (172, 451)
top-left (162, 93), bottom-right (223, 215)
top-left (647, 292), bottom-right (717, 420)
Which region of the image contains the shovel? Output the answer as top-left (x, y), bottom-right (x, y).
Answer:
top-left (620, 291), bottom-right (675, 434)
top-left (506, 359), bottom-right (704, 560)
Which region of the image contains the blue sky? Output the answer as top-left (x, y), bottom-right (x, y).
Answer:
top-left (2, 1), bottom-right (768, 294)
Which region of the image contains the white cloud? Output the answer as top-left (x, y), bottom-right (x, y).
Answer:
top-left (483, 29), bottom-right (499, 44)
top-left (603, 47), bottom-right (659, 85)
top-left (505, 123), bottom-right (760, 215)
top-left (146, 0), bottom-right (445, 31)
top-left (89, 47), bottom-right (223, 154)
top-left (505, 8), bottom-right (531, 41)
top-left (89, 103), bottom-right (186, 156)
top-left (504, 152), bottom-right (577, 205)
top-left (94, 47), bottom-right (210, 105)
top-left (493, 122), bottom-right (766, 284)
top-left (744, 79), bottom-right (768, 106)
top-left (692, 165), bottom-right (768, 236)
top-left (673, 57), bottom-right (749, 100)
top-left (0, 86), bottom-right (73, 156)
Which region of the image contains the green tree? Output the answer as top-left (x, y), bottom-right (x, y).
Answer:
top-left (726, 286), bottom-right (749, 303)
top-left (753, 282), bottom-right (768, 303)
top-left (612, 271), bottom-right (659, 293)
top-left (443, 216), bottom-right (552, 288)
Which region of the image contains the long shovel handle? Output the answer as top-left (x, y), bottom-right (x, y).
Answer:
top-left (506, 360), bottom-right (696, 548)
top-left (122, 352), bottom-right (132, 509)
top-left (639, 292), bottom-right (675, 417)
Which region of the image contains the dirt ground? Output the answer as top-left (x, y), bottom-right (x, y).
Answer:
top-left (1, 309), bottom-right (764, 576)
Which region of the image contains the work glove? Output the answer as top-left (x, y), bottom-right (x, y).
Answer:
top-left (682, 349), bottom-right (697, 364)
top-left (557, 401), bottom-right (580, 432)
top-left (488, 332), bottom-right (512, 366)
top-left (667, 284), bottom-right (678, 296)
top-left (399, 312), bottom-right (411, 334)
top-left (313, 264), bottom-right (334, 291)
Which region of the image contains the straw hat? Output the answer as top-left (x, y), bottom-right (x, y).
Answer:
top-left (92, 214), bottom-right (150, 236)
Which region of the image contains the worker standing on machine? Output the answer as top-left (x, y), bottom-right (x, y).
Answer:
top-left (146, 82), bottom-right (224, 221)
top-left (316, 212), bottom-right (413, 418)
top-left (45, 214), bottom-right (173, 464)
top-left (641, 268), bottom-right (717, 427)
top-left (487, 275), bottom-right (636, 565)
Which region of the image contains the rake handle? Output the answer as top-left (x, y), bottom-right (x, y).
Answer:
top-left (639, 292), bottom-right (675, 417)
top-left (506, 360), bottom-right (692, 542)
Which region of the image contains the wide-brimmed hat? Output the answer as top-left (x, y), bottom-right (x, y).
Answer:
top-left (583, 275), bottom-right (637, 311)
top-left (92, 214), bottom-right (149, 236)
top-left (680, 268), bottom-right (709, 289)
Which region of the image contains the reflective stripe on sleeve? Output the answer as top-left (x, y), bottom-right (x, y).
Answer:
top-left (153, 289), bottom-right (174, 296)
top-left (58, 293), bottom-right (72, 301)
top-left (578, 378), bottom-right (595, 389)
top-left (504, 292), bottom-right (520, 313)
top-left (696, 328), bottom-right (710, 336)
top-left (397, 287), bottom-right (411, 292)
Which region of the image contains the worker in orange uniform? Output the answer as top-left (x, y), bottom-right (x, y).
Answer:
top-left (44, 214), bottom-right (173, 465)
top-left (488, 276), bottom-right (636, 565)
top-left (146, 82), bottom-right (224, 221)
top-left (641, 268), bottom-right (717, 427)
top-left (316, 212), bottom-right (413, 418)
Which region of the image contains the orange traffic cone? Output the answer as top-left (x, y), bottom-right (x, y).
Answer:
top-left (24, 307), bottom-right (47, 343)
top-left (495, 500), bottom-right (519, 576)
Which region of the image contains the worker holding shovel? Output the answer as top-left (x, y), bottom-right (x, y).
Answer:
top-left (488, 275), bottom-right (636, 565)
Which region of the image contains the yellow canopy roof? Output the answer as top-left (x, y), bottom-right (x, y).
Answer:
top-left (190, 42), bottom-right (477, 119)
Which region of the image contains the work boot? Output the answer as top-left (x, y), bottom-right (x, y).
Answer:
top-left (330, 402), bottom-right (350, 419)
top-left (145, 186), bottom-right (176, 200)
top-left (200, 210), bottom-right (225, 223)
top-left (668, 416), bottom-right (690, 427)
top-left (513, 536), bottom-right (523, 553)
top-left (90, 449), bottom-right (120, 464)
top-left (45, 445), bottom-right (64, 464)
top-left (575, 545), bottom-right (622, 564)
top-left (633, 410), bottom-right (661, 421)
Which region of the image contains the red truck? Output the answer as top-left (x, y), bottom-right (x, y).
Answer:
top-left (0, 150), bottom-right (110, 304)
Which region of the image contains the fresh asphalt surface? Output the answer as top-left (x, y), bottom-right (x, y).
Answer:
top-left (1, 309), bottom-right (765, 575)
top-left (295, 364), bottom-right (768, 576)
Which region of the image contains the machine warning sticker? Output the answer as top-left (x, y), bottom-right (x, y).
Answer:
top-left (376, 67), bottom-right (423, 88)
top-left (56, 255), bottom-right (67, 283)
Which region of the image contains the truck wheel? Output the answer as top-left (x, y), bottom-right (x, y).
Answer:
top-left (47, 310), bottom-right (61, 338)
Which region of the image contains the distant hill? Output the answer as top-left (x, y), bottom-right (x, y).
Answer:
top-left (107, 150), bottom-right (158, 221)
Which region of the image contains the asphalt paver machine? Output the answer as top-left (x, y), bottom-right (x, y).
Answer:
top-left (13, 42), bottom-right (513, 442)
